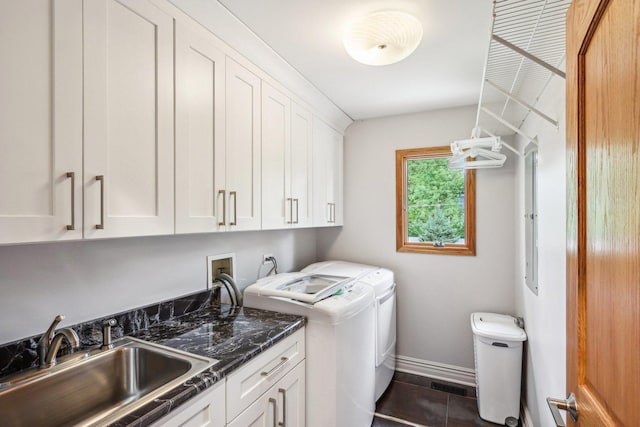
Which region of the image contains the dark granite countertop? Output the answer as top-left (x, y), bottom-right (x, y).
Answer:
top-left (109, 305), bottom-right (306, 427)
top-left (0, 290), bottom-right (305, 427)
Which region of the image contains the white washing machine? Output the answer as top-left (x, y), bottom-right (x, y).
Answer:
top-left (302, 261), bottom-right (396, 401)
top-left (244, 272), bottom-right (376, 427)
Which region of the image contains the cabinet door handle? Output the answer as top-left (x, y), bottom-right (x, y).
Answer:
top-left (332, 203), bottom-right (336, 223)
top-left (229, 191), bottom-right (237, 226)
top-left (261, 356), bottom-right (289, 377)
top-left (286, 198), bottom-right (293, 224)
top-left (278, 388), bottom-right (286, 427)
top-left (96, 175), bottom-right (105, 229)
top-left (327, 203), bottom-right (331, 223)
top-left (269, 397), bottom-right (278, 427)
top-left (65, 172), bottom-right (75, 230)
top-left (218, 190), bottom-right (226, 226)
top-left (293, 199), bottom-right (299, 225)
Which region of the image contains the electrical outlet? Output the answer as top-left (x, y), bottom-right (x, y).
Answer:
top-left (262, 253), bottom-right (274, 265)
top-left (207, 253), bottom-right (235, 288)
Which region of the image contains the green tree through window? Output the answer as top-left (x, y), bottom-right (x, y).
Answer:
top-left (406, 157), bottom-right (465, 244)
top-left (396, 146), bottom-right (475, 255)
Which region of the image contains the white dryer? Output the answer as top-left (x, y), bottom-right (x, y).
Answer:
top-left (244, 272), bottom-right (376, 427)
top-left (302, 261), bottom-right (396, 401)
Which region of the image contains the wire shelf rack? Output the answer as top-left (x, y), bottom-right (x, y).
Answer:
top-left (474, 0), bottom-right (572, 143)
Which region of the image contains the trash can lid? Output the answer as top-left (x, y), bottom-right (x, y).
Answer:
top-left (470, 312), bottom-right (527, 341)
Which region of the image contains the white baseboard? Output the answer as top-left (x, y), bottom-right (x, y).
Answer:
top-left (520, 400), bottom-right (534, 427)
top-left (395, 355), bottom-right (476, 387)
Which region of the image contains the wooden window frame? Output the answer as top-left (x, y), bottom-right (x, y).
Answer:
top-left (395, 146), bottom-right (476, 255)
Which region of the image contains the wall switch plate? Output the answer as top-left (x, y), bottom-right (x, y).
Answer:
top-left (262, 254), bottom-right (274, 265)
top-left (207, 253), bottom-right (235, 288)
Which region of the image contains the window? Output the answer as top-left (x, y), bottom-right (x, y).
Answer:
top-left (396, 146), bottom-right (476, 255)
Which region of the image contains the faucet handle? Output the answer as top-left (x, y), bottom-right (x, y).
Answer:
top-left (37, 315), bottom-right (66, 367)
top-left (43, 314), bottom-right (65, 343)
top-left (101, 318), bottom-right (117, 350)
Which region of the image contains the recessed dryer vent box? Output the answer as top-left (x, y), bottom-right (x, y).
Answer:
top-left (207, 253), bottom-right (235, 288)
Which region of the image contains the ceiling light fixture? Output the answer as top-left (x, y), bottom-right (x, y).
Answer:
top-left (343, 11), bottom-right (423, 66)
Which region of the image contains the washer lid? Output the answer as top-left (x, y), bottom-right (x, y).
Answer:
top-left (471, 312), bottom-right (527, 341)
top-left (250, 273), bottom-right (354, 304)
top-left (302, 261), bottom-right (377, 279)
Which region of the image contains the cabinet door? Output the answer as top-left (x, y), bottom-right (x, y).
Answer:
top-left (228, 362), bottom-right (305, 427)
top-left (332, 132), bottom-right (344, 226)
top-left (150, 380), bottom-right (225, 427)
top-left (312, 118), bottom-right (343, 226)
top-left (277, 361), bottom-right (306, 427)
top-left (227, 388), bottom-right (276, 427)
top-left (225, 58), bottom-right (261, 231)
top-left (84, 0), bottom-right (174, 239)
top-left (0, 0), bottom-right (82, 244)
top-left (290, 104), bottom-right (313, 228)
top-left (261, 82), bottom-right (291, 230)
top-left (175, 20), bottom-right (226, 234)
top-left (312, 118), bottom-right (328, 226)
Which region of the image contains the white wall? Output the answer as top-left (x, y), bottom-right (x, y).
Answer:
top-left (317, 106), bottom-right (517, 370)
top-left (0, 229), bottom-right (316, 344)
top-left (514, 76), bottom-right (566, 427)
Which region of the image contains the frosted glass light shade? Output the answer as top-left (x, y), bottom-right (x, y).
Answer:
top-left (343, 11), bottom-right (423, 66)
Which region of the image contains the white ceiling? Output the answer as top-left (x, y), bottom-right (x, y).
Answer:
top-left (217, 0), bottom-right (494, 120)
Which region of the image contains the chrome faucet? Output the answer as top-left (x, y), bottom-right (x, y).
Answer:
top-left (37, 315), bottom-right (80, 368)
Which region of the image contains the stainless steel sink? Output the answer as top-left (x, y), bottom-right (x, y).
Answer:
top-left (0, 337), bottom-right (218, 427)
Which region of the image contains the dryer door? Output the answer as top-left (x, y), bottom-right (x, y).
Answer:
top-left (376, 283), bottom-right (397, 366)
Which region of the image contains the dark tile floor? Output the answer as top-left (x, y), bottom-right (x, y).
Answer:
top-left (371, 372), bottom-right (503, 427)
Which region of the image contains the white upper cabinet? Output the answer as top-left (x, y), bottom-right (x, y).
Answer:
top-left (261, 83), bottom-right (291, 229)
top-left (83, 0), bottom-right (175, 239)
top-left (174, 20), bottom-right (226, 234)
top-left (0, 0), bottom-right (349, 245)
top-left (225, 58), bottom-right (261, 231)
top-left (312, 119), bottom-right (343, 227)
top-left (261, 84), bottom-right (314, 230)
top-left (0, 0), bottom-right (83, 244)
top-left (290, 103), bottom-right (314, 228)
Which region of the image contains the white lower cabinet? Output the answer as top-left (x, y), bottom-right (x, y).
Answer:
top-left (153, 328), bottom-right (305, 427)
top-left (226, 328), bottom-right (305, 427)
top-left (150, 380), bottom-right (225, 427)
top-left (228, 361), bottom-right (305, 427)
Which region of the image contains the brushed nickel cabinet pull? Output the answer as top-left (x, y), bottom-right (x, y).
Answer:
top-left (328, 203), bottom-right (335, 223)
top-left (278, 388), bottom-right (287, 427)
top-left (286, 198), bottom-right (293, 224)
top-left (293, 199), bottom-right (299, 224)
top-left (218, 190), bottom-right (226, 226)
top-left (269, 397), bottom-right (277, 427)
top-left (260, 356), bottom-right (289, 377)
top-left (65, 172), bottom-right (75, 230)
top-left (96, 175), bottom-right (104, 229)
top-left (229, 191), bottom-right (237, 226)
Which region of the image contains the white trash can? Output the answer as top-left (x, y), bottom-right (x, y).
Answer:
top-left (471, 312), bottom-right (527, 426)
